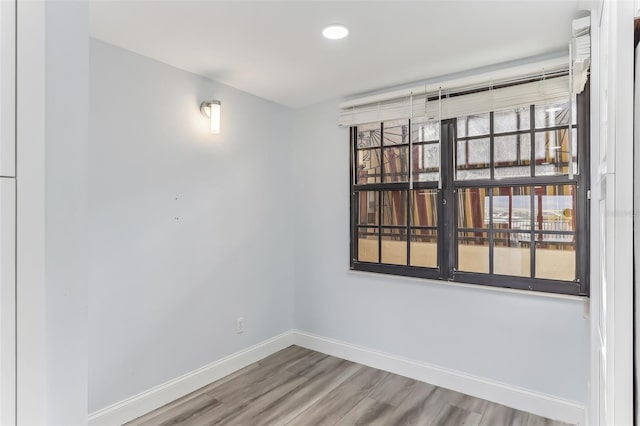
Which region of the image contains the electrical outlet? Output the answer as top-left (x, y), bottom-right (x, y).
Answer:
top-left (236, 317), bottom-right (245, 334)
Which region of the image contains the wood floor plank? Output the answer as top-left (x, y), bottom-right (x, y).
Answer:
top-left (290, 353), bottom-right (347, 379)
top-left (367, 381), bottom-right (440, 426)
top-left (125, 362), bottom-right (262, 425)
top-left (166, 402), bottom-right (237, 426)
top-left (433, 404), bottom-right (482, 426)
top-left (129, 347), bottom-right (576, 426)
top-left (286, 366), bottom-right (388, 426)
top-left (226, 359), bottom-right (362, 426)
top-left (257, 346), bottom-right (312, 370)
top-left (206, 370), bottom-right (304, 406)
top-left (335, 396), bottom-right (397, 426)
top-left (479, 402), bottom-right (530, 426)
top-left (365, 372), bottom-right (417, 407)
top-left (154, 398), bottom-right (224, 426)
top-left (128, 394), bottom-right (216, 426)
top-left (526, 413), bottom-right (571, 426)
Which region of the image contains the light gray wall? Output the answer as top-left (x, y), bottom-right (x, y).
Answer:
top-left (88, 40), bottom-right (294, 412)
top-left (45, 1), bottom-right (89, 424)
top-left (292, 100), bottom-right (590, 403)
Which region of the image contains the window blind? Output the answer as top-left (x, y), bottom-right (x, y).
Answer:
top-left (338, 74), bottom-right (570, 127)
top-left (571, 16), bottom-right (590, 95)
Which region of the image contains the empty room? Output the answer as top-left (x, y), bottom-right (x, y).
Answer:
top-left (1, 0), bottom-right (638, 425)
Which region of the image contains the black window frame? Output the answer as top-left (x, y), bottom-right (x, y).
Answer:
top-left (349, 81), bottom-right (590, 297)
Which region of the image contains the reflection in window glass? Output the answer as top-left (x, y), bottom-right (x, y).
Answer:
top-left (412, 143), bottom-right (439, 182)
top-left (491, 187), bottom-right (531, 231)
top-left (411, 189), bottom-right (438, 227)
top-left (457, 113), bottom-right (490, 138)
top-left (467, 138), bottom-right (490, 165)
top-left (357, 191), bottom-right (378, 226)
top-left (356, 122), bottom-right (381, 148)
top-left (412, 118), bottom-right (439, 142)
top-left (457, 232), bottom-right (489, 273)
top-left (456, 140), bottom-right (466, 166)
top-left (382, 146), bottom-right (408, 182)
top-left (382, 191), bottom-right (407, 226)
top-left (357, 227), bottom-right (379, 263)
top-left (535, 237), bottom-right (576, 281)
top-left (383, 120), bottom-right (409, 145)
top-left (356, 148), bottom-right (382, 184)
top-left (410, 229), bottom-right (437, 268)
top-left (494, 135), bottom-right (518, 163)
top-left (456, 138), bottom-right (490, 180)
top-left (494, 134), bottom-right (531, 164)
top-left (494, 107), bottom-right (530, 133)
top-left (457, 188), bottom-right (489, 229)
top-left (381, 228), bottom-right (407, 265)
top-left (535, 98), bottom-right (576, 129)
top-left (494, 232), bottom-right (530, 277)
top-left (534, 129), bottom-right (578, 176)
top-left (456, 169), bottom-right (490, 180)
top-left (533, 185), bottom-right (575, 233)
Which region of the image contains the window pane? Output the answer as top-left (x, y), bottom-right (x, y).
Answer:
top-left (357, 191), bottom-right (378, 225)
top-left (412, 118), bottom-right (439, 142)
top-left (457, 232), bottom-right (489, 273)
top-left (383, 120), bottom-right (409, 145)
top-left (357, 227), bottom-right (379, 263)
top-left (494, 107), bottom-right (530, 133)
top-left (494, 232), bottom-right (530, 277)
top-left (382, 191), bottom-right (407, 226)
top-left (381, 228), bottom-right (407, 265)
top-left (533, 185), bottom-right (576, 232)
top-left (534, 129), bottom-right (578, 176)
top-left (494, 166), bottom-right (531, 179)
top-left (492, 186), bottom-right (531, 231)
top-left (356, 122), bottom-right (381, 148)
top-left (456, 138), bottom-right (490, 180)
top-left (356, 148), bottom-right (381, 184)
top-left (457, 113), bottom-right (490, 138)
top-left (412, 143), bottom-right (439, 182)
top-left (411, 189), bottom-right (438, 227)
top-left (456, 168), bottom-right (490, 180)
top-left (457, 188), bottom-right (489, 229)
top-left (494, 134), bottom-right (531, 179)
top-left (410, 229), bottom-right (437, 268)
top-left (467, 138), bottom-right (490, 165)
top-left (535, 235), bottom-right (576, 281)
top-left (535, 97), bottom-right (576, 129)
top-left (382, 146), bottom-right (408, 182)
top-left (457, 140), bottom-right (466, 166)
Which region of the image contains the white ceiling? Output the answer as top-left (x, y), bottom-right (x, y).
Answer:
top-left (89, 1), bottom-right (583, 108)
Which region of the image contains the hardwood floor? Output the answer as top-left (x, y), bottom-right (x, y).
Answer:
top-left (127, 346), bottom-right (571, 426)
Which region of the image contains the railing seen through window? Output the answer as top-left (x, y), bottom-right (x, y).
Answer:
top-left (350, 80), bottom-right (589, 296)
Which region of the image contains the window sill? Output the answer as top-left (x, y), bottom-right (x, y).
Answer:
top-left (347, 268), bottom-right (589, 303)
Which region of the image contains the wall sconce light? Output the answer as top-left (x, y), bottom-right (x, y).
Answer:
top-left (200, 100), bottom-right (221, 134)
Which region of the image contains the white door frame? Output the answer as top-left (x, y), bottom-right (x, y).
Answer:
top-left (589, 1), bottom-right (635, 425)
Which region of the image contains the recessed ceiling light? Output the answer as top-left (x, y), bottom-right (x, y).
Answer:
top-left (322, 24), bottom-right (349, 40)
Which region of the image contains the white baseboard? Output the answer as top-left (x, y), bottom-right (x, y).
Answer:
top-left (88, 329), bottom-right (585, 426)
top-left (292, 330), bottom-right (585, 425)
top-left (88, 331), bottom-right (294, 426)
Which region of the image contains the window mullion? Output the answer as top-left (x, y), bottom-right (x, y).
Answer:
top-left (441, 119), bottom-right (455, 280)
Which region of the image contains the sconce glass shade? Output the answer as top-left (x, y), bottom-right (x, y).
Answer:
top-left (200, 100), bottom-right (221, 134)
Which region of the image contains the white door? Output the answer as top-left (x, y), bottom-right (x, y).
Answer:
top-left (0, 0), bottom-right (15, 177)
top-left (0, 0), bottom-right (16, 424)
top-left (0, 178), bottom-right (14, 425)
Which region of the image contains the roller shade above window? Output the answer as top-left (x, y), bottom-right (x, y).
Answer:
top-left (338, 74), bottom-right (570, 127)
